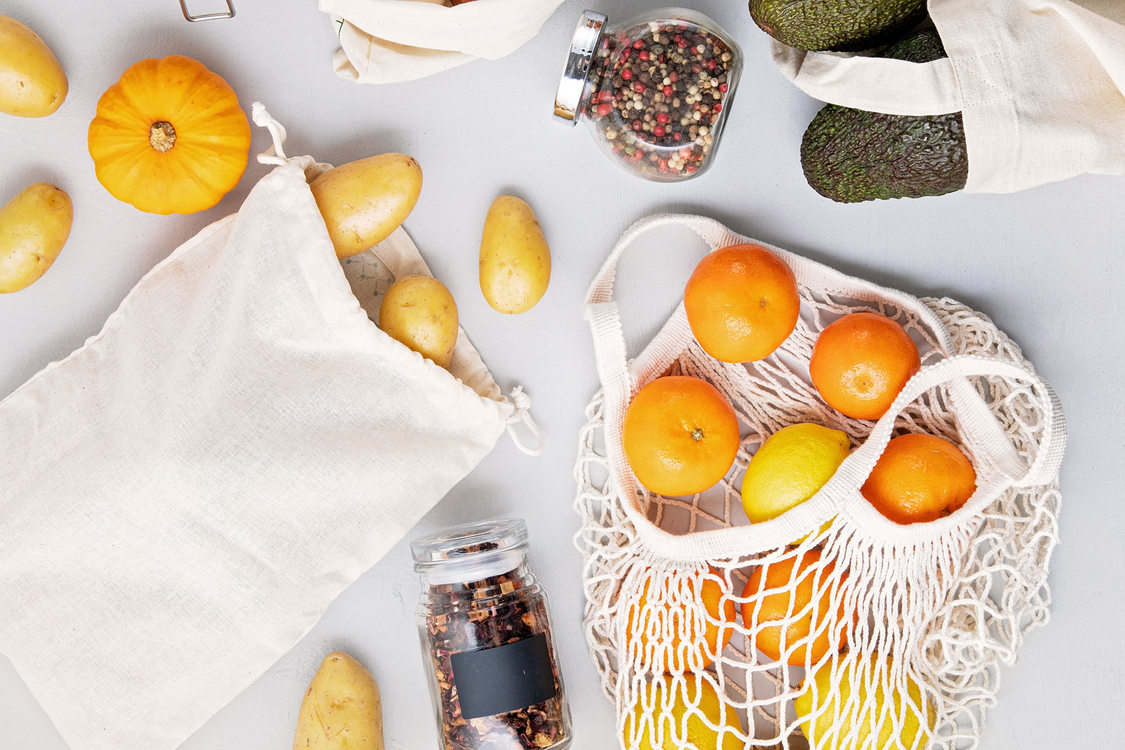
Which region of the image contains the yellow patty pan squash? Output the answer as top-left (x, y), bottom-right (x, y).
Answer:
top-left (88, 55), bottom-right (251, 215)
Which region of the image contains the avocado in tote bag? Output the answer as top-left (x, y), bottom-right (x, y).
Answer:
top-left (767, 0), bottom-right (1125, 201)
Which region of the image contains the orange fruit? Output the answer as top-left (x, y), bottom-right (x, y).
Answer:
top-left (861, 433), bottom-right (977, 524)
top-left (626, 568), bottom-right (736, 673)
top-left (623, 375), bottom-right (740, 496)
top-left (740, 549), bottom-right (853, 666)
top-left (810, 312), bottom-right (921, 420)
top-left (684, 244), bottom-right (801, 363)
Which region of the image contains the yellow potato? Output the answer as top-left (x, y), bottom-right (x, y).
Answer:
top-left (0, 182), bottom-right (72, 294)
top-left (479, 195), bottom-right (551, 314)
top-left (293, 651), bottom-right (384, 750)
top-left (0, 16), bottom-right (68, 117)
top-left (310, 153), bottom-right (422, 259)
top-left (378, 275), bottom-right (458, 369)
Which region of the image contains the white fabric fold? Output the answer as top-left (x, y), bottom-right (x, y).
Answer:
top-left (322, 0), bottom-right (565, 84)
top-left (0, 136), bottom-right (516, 750)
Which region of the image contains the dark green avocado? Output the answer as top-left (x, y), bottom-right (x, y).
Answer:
top-left (799, 28), bottom-right (969, 203)
top-left (749, 0), bottom-right (928, 51)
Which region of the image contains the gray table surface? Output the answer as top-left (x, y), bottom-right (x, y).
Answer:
top-left (2, 0), bottom-right (1123, 748)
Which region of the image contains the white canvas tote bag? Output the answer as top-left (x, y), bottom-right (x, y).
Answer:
top-left (321, 0), bottom-right (565, 84)
top-left (0, 106), bottom-right (540, 750)
top-left (573, 214), bottom-right (1066, 749)
top-left (772, 0), bottom-right (1125, 192)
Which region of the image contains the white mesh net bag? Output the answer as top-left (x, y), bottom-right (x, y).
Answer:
top-left (573, 214), bottom-right (1066, 750)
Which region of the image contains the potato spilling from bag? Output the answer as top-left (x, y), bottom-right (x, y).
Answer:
top-left (0, 182), bottom-right (72, 293)
top-left (379, 275), bottom-right (459, 369)
top-left (311, 154), bottom-right (423, 259)
top-left (293, 651), bottom-right (384, 750)
top-left (479, 195), bottom-right (551, 314)
top-left (0, 16), bottom-right (68, 117)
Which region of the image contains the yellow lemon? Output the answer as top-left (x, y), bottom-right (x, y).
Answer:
top-left (740, 423), bottom-right (850, 524)
top-left (794, 656), bottom-right (935, 750)
top-left (623, 679), bottom-right (743, 750)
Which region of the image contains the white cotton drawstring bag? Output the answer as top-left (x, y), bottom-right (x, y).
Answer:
top-left (573, 214), bottom-right (1066, 749)
top-left (0, 104), bottom-right (540, 750)
top-left (771, 0), bottom-right (1125, 192)
top-left (321, 0), bottom-right (565, 84)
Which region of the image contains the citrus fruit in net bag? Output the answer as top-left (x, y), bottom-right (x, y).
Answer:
top-left (794, 655), bottom-right (935, 750)
top-left (740, 549), bottom-right (854, 666)
top-left (684, 244), bottom-right (801, 363)
top-left (623, 677), bottom-right (744, 750)
top-left (740, 423), bottom-right (851, 524)
top-left (623, 376), bottom-right (740, 496)
top-left (809, 312), bottom-right (921, 420)
top-left (626, 568), bottom-right (736, 673)
top-left (861, 433), bottom-right (977, 524)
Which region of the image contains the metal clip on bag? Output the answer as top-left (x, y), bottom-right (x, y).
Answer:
top-left (772, 0), bottom-right (1125, 193)
top-left (0, 105), bottom-right (540, 750)
top-left (573, 214), bottom-right (1066, 749)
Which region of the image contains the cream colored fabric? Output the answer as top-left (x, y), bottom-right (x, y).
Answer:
top-left (322, 0), bottom-right (564, 84)
top-left (771, 0), bottom-right (1125, 192)
top-left (0, 107), bottom-right (536, 750)
top-left (574, 214), bottom-right (1066, 749)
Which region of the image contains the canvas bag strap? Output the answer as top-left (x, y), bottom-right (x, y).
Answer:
top-left (622, 358), bottom-right (1064, 562)
top-left (770, 40), bottom-right (963, 115)
top-left (583, 214), bottom-right (1065, 560)
top-left (583, 215), bottom-right (737, 507)
top-left (827, 355), bottom-right (1066, 500)
top-left (583, 214), bottom-right (737, 418)
top-left (748, 353), bottom-right (1067, 555)
top-left (583, 212), bottom-right (951, 410)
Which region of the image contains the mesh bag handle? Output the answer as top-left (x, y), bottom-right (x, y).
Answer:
top-left (583, 214), bottom-right (1065, 561)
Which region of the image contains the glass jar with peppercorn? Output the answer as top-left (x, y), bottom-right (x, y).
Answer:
top-left (554, 8), bottom-right (743, 181)
top-left (412, 518), bottom-right (572, 750)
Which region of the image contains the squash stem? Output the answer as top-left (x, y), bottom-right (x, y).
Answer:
top-left (149, 121), bottom-right (177, 153)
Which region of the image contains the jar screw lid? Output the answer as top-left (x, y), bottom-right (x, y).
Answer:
top-left (554, 10), bottom-right (607, 124)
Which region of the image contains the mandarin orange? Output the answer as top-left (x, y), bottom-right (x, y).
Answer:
top-left (684, 244), bottom-right (800, 363)
top-left (740, 549), bottom-right (853, 666)
top-left (626, 567), bottom-right (736, 673)
top-left (810, 312), bottom-right (921, 420)
top-left (862, 433), bottom-right (977, 524)
top-left (623, 375), bottom-right (740, 496)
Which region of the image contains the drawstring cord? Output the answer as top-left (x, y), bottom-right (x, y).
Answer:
top-left (505, 386), bottom-right (544, 456)
top-left (250, 102), bottom-right (332, 179)
top-left (251, 102), bottom-right (290, 166)
top-left (252, 101), bottom-right (544, 460)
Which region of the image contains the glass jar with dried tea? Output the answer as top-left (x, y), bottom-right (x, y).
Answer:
top-left (412, 518), bottom-right (572, 750)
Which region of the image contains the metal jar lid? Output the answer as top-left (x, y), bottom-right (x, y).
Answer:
top-left (553, 10), bottom-right (607, 123)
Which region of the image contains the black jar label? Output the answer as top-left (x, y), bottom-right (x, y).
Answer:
top-left (450, 632), bottom-right (558, 720)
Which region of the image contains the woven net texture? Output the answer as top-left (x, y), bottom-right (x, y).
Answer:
top-left (574, 286), bottom-right (1061, 750)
